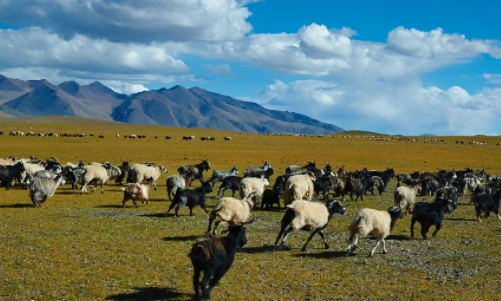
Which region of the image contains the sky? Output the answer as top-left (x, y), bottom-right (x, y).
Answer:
top-left (0, 0), bottom-right (501, 136)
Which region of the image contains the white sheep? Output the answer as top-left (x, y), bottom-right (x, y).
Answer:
top-left (166, 174), bottom-right (195, 200)
top-left (128, 164), bottom-right (167, 190)
top-left (274, 200), bottom-right (345, 252)
top-left (80, 163), bottom-right (113, 194)
top-left (345, 207), bottom-right (404, 257)
top-left (22, 162), bottom-right (46, 185)
top-left (239, 177), bottom-right (269, 199)
top-left (121, 177), bottom-right (154, 208)
top-left (29, 174), bottom-right (64, 207)
top-left (207, 194), bottom-right (261, 234)
top-left (283, 172), bottom-right (316, 206)
top-left (394, 181), bottom-right (422, 215)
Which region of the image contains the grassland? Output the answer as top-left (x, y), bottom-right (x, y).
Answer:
top-left (1, 119), bottom-right (501, 301)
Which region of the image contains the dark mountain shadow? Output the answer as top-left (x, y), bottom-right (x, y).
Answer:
top-left (292, 251), bottom-right (348, 259)
top-left (0, 203), bottom-right (33, 208)
top-left (163, 235), bottom-right (200, 242)
top-left (105, 286), bottom-right (190, 301)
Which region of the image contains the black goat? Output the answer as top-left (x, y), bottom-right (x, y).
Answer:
top-left (178, 160), bottom-right (211, 184)
top-left (166, 181), bottom-right (213, 217)
top-left (261, 187), bottom-right (281, 209)
top-left (217, 176), bottom-right (242, 197)
top-left (0, 162), bottom-right (26, 190)
top-left (470, 190), bottom-right (501, 222)
top-left (345, 175), bottom-right (372, 201)
top-left (411, 198), bottom-right (453, 239)
top-left (188, 223), bottom-right (251, 300)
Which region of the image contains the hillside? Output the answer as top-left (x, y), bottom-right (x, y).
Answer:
top-left (0, 75), bottom-right (344, 134)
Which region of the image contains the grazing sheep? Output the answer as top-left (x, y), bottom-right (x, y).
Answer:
top-left (166, 181), bottom-right (213, 217)
top-left (166, 173), bottom-right (196, 201)
top-left (345, 207), bottom-right (404, 257)
top-left (217, 176), bottom-right (242, 197)
top-left (122, 177), bottom-right (155, 208)
top-left (411, 198), bottom-right (453, 239)
top-left (188, 222), bottom-right (251, 300)
top-left (208, 194), bottom-right (260, 234)
top-left (274, 200), bottom-right (345, 252)
top-left (283, 172), bottom-right (316, 206)
top-left (127, 164), bottom-right (167, 190)
top-left (239, 177), bottom-right (269, 199)
top-left (394, 181), bottom-right (422, 215)
top-left (29, 174), bottom-right (64, 207)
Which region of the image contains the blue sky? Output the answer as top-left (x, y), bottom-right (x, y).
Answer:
top-left (0, 0), bottom-right (500, 135)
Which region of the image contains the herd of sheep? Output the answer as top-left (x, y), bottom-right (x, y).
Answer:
top-left (1, 156), bottom-right (501, 299)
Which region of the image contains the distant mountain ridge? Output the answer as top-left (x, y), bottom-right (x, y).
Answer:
top-left (0, 75), bottom-right (344, 134)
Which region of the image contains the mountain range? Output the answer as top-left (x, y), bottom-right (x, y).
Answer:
top-left (0, 74), bottom-right (344, 134)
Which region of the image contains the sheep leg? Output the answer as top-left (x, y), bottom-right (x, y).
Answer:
top-left (274, 225), bottom-right (293, 250)
top-left (345, 234), bottom-right (359, 256)
top-left (132, 199), bottom-right (139, 208)
top-left (369, 240), bottom-right (381, 257)
top-left (100, 180), bottom-right (105, 194)
top-left (207, 217), bottom-right (215, 234)
top-left (381, 239), bottom-right (387, 254)
top-left (278, 226), bottom-right (294, 249)
top-left (80, 182), bottom-right (87, 194)
top-left (301, 228), bottom-right (321, 252)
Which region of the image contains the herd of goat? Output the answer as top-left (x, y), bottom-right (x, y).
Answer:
top-left (1, 156), bottom-right (500, 299)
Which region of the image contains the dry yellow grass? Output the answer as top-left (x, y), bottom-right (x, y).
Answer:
top-left (1, 119), bottom-right (501, 300)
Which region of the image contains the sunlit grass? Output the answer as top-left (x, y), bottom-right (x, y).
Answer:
top-left (1, 120), bottom-right (501, 300)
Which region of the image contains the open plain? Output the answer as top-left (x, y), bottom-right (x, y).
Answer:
top-left (1, 118), bottom-right (501, 301)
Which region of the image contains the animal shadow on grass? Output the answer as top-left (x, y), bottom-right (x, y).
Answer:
top-left (384, 234), bottom-right (412, 241)
top-left (292, 251), bottom-right (348, 259)
top-left (0, 203), bottom-right (33, 208)
top-left (146, 198), bottom-right (165, 203)
top-left (106, 286), bottom-right (190, 301)
top-left (445, 217), bottom-right (477, 222)
top-left (163, 235), bottom-right (200, 242)
top-left (242, 245), bottom-right (275, 254)
top-left (95, 204), bottom-right (124, 209)
top-left (140, 212), bottom-right (169, 218)
top-left (57, 190), bottom-right (80, 195)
